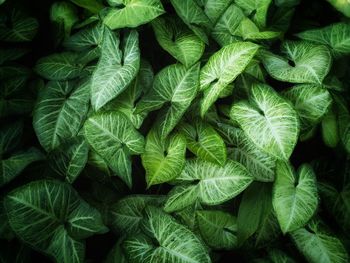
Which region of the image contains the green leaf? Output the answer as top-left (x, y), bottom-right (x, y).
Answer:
top-left (217, 123), bottom-right (276, 182)
top-left (239, 18), bottom-right (280, 41)
top-left (110, 195), bottom-right (164, 234)
top-left (0, 121), bottom-right (23, 155)
top-left (196, 210), bottom-right (237, 250)
top-left (260, 41), bottom-right (332, 84)
top-left (103, 0), bottom-right (165, 30)
top-left (136, 63), bottom-right (200, 139)
top-left (237, 182), bottom-right (272, 244)
top-left (142, 130), bottom-right (186, 187)
top-left (179, 120), bottom-right (227, 166)
top-left (152, 16), bottom-right (205, 67)
top-left (326, 0), bottom-right (350, 18)
top-left (164, 159), bottom-right (253, 212)
top-left (235, 0), bottom-right (272, 28)
top-left (69, 0), bottom-right (104, 13)
top-left (33, 80), bottom-right (90, 152)
top-left (200, 41), bottom-right (259, 116)
top-left (230, 83), bottom-right (299, 160)
top-left (91, 28), bottom-right (140, 110)
top-left (105, 238), bottom-right (128, 263)
top-left (0, 10), bottom-right (38, 42)
top-left (170, 0), bottom-right (212, 44)
top-left (35, 52), bottom-right (86, 81)
top-left (0, 48), bottom-right (29, 65)
top-left (290, 219), bottom-right (348, 263)
top-left (282, 84), bottom-right (332, 133)
top-left (321, 108), bottom-right (339, 148)
top-left (272, 161), bottom-right (318, 233)
top-left (123, 206), bottom-right (211, 263)
top-left (84, 111), bottom-right (145, 188)
top-left (268, 249), bottom-right (296, 263)
top-left (0, 148), bottom-right (44, 186)
top-left (296, 23), bottom-right (350, 57)
top-left (4, 180), bottom-right (108, 263)
top-left (49, 136), bottom-right (89, 183)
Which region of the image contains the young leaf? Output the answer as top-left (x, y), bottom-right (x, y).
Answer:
top-left (110, 195), bottom-right (164, 234)
top-left (4, 180), bottom-right (108, 263)
top-left (196, 210), bottom-right (237, 250)
top-left (296, 23), bottom-right (350, 57)
top-left (164, 159), bottom-right (253, 212)
top-left (290, 219), bottom-right (348, 263)
top-left (179, 120), bottom-right (227, 166)
top-left (152, 16), bottom-right (205, 67)
top-left (103, 0), bottom-right (165, 30)
top-left (142, 130), bottom-right (186, 187)
top-left (261, 41), bottom-right (332, 84)
top-left (84, 111), bottom-right (145, 188)
top-left (91, 28), bottom-right (140, 110)
top-left (272, 161), bottom-right (318, 233)
top-left (136, 63), bottom-right (200, 139)
top-left (123, 206), bottom-right (211, 263)
top-left (33, 80), bottom-right (90, 152)
top-left (200, 41), bottom-right (259, 116)
top-left (231, 83), bottom-right (299, 160)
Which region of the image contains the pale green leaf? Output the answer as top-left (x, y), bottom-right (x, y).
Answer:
top-left (230, 83), bottom-right (299, 160)
top-left (136, 63), bottom-right (200, 139)
top-left (326, 0), bottom-right (350, 18)
top-left (4, 180), bottom-right (107, 263)
top-left (152, 16), bottom-right (205, 67)
top-left (164, 159), bottom-right (253, 212)
top-left (239, 18), bottom-right (280, 41)
top-left (290, 219), bottom-right (348, 263)
top-left (179, 120), bottom-right (227, 166)
top-left (123, 206), bottom-right (211, 263)
top-left (110, 195), bottom-right (164, 234)
top-left (142, 130), bottom-right (186, 187)
top-left (103, 0), bottom-right (165, 30)
top-left (235, 0), bottom-right (272, 28)
top-left (196, 210), bottom-right (237, 250)
top-left (198, 0), bottom-right (232, 24)
top-left (33, 80), bottom-right (90, 152)
top-left (272, 161), bottom-right (318, 233)
top-left (91, 28), bottom-right (140, 110)
top-left (84, 111), bottom-right (145, 188)
top-left (260, 41), bottom-right (332, 84)
top-left (200, 41), bottom-right (259, 116)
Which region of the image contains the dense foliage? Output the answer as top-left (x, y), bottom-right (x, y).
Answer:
top-left (0, 0), bottom-right (350, 262)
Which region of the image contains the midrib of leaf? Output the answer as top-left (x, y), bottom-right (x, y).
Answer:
top-left (88, 118), bottom-right (123, 145)
top-left (158, 246), bottom-right (200, 263)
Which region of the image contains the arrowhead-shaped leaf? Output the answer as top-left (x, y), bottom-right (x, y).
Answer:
top-left (200, 41), bottom-right (259, 116)
top-left (272, 161), bottom-right (318, 233)
top-left (231, 83), bottom-right (299, 160)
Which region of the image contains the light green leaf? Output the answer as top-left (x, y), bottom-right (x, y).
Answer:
top-left (235, 0), bottom-right (272, 28)
top-left (4, 180), bottom-right (108, 263)
top-left (272, 161), bottom-right (318, 233)
top-left (152, 16), bottom-right (205, 67)
top-left (136, 63), bottom-right (200, 139)
top-left (230, 83), bottom-right (299, 160)
top-left (164, 159), bottom-right (253, 212)
top-left (91, 28), bottom-right (140, 110)
top-left (179, 120), bottom-right (227, 166)
top-left (200, 41), bottom-right (259, 116)
top-left (69, 0), bottom-right (104, 13)
top-left (260, 41), bottom-right (332, 84)
top-left (103, 0), bottom-right (165, 30)
top-left (123, 206), bottom-right (211, 263)
top-left (217, 123), bottom-right (276, 182)
top-left (290, 219), bottom-right (348, 263)
top-left (35, 52), bottom-right (86, 81)
top-left (49, 136), bottom-right (89, 183)
top-left (196, 210), bottom-right (237, 250)
top-left (239, 18), bottom-right (280, 41)
top-left (33, 80), bottom-right (90, 152)
top-left (170, 0), bottom-right (212, 44)
top-left (0, 10), bottom-right (38, 42)
top-left (282, 84), bottom-right (332, 133)
top-left (0, 148), bottom-right (44, 187)
top-left (296, 23), bottom-right (350, 57)
top-left (237, 182), bottom-right (272, 244)
top-left (110, 195), bottom-right (164, 234)
top-left (198, 0), bottom-right (232, 24)
top-left (84, 111), bottom-right (145, 188)
top-left (142, 130), bottom-right (186, 187)
top-left (211, 3), bottom-right (245, 46)
top-left (326, 0), bottom-right (350, 18)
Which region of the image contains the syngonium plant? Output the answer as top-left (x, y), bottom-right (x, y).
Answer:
top-left (0, 0), bottom-right (350, 262)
